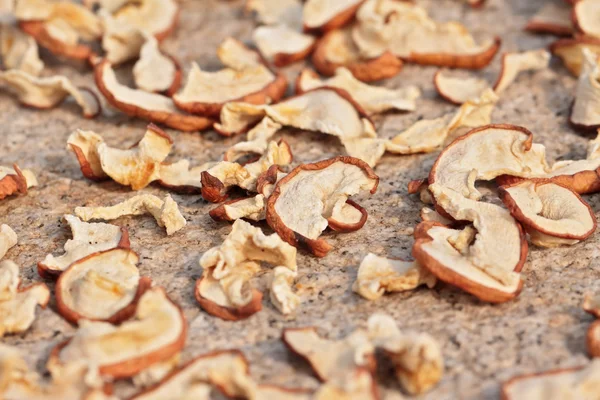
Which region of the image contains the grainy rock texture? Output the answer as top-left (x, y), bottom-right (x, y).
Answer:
top-left (1, 0), bottom-right (598, 398)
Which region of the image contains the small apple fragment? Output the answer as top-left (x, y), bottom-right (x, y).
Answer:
top-left (48, 287), bottom-right (186, 379)
top-left (0, 260), bottom-right (50, 337)
top-left (38, 215), bottom-right (130, 279)
top-left (525, 2), bottom-right (574, 36)
top-left (209, 195), bottom-right (266, 222)
top-left (302, 0), bottom-right (365, 34)
top-left (0, 23), bottom-right (44, 76)
top-left (103, 0), bottom-right (179, 42)
top-left (296, 68), bottom-right (420, 114)
top-left (133, 36), bottom-right (181, 96)
top-left (571, 48), bottom-right (600, 131)
top-left (266, 157), bottom-right (378, 257)
top-left (0, 164), bottom-right (36, 200)
top-left (433, 71), bottom-right (490, 105)
top-left (224, 117), bottom-right (282, 163)
top-left (0, 224), bottom-right (17, 261)
top-left (574, 0), bottom-right (600, 40)
top-left (94, 60), bottom-right (214, 132)
top-left (66, 130), bottom-right (107, 181)
top-left (55, 248), bottom-right (152, 324)
top-left (75, 194), bottom-right (186, 236)
top-left (252, 25), bottom-right (316, 67)
top-left (157, 159), bottom-right (214, 194)
top-left (100, 10), bottom-right (146, 65)
top-left (501, 360), bottom-right (600, 400)
top-left (196, 219), bottom-right (298, 319)
top-left (499, 181), bottom-right (596, 248)
top-left (270, 266), bottom-right (300, 315)
top-left (312, 27), bottom-right (402, 82)
top-left (352, 253), bottom-right (436, 301)
top-left (0, 70), bottom-right (100, 117)
top-left (494, 49), bottom-right (551, 93)
top-left (352, 0), bottom-right (500, 69)
top-left (550, 37), bottom-right (600, 76)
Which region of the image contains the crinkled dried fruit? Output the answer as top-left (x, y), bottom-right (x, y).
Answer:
top-left (55, 248), bottom-right (152, 324)
top-left (104, 0), bottom-right (179, 41)
top-left (266, 157), bottom-right (378, 257)
top-left (0, 224), bottom-right (17, 261)
top-left (133, 36), bottom-right (181, 96)
top-left (66, 130), bottom-right (108, 181)
top-left (501, 360), bottom-right (600, 400)
top-left (224, 117), bottom-right (283, 163)
top-left (352, 0), bottom-right (501, 69)
top-left (75, 194), bottom-right (186, 235)
top-left (0, 70), bottom-right (100, 117)
top-left (573, 0), bottom-right (600, 40)
top-left (303, 0), bottom-right (365, 34)
top-left (100, 10), bottom-right (146, 65)
top-left (352, 253), bottom-right (436, 300)
top-left (499, 181), bottom-right (596, 248)
top-left (550, 36), bottom-right (600, 76)
top-left (296, 67), bottom-right (419, 114)
top-left (157, 159), bottom-right (214, 194)
top-left (38, 215), bottom-right (130, 279)
top-left (0, 164), bottom-right (36, 200)
top-left (209, 195), bottom-right (266, 222)
top-left (525, 2), bottom-right (574, 36)
top-left (269, 266), bottom-right (300, 315)
top-left (570, 48), bottom-right (600, 131)
top-left (48, 287), bottom-right (186, 379)
top-left (0, 23), bottom-right (44, 76)
top-left (0, 260), bottom-right (50, 337)
top-left (95, 60), bottom-right (213, 132)
top-left (132, 353), bottom-right (181, 389)
top-left (252, 25), bottom-right (316, 67)
top-left (433, 71), bottom-right (490, 105)
top-left (494, 49), bottom-right (550, 93)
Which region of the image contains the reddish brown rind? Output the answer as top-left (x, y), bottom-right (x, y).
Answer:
top-left (549, 36), bottom-right (600, 75)
top-left (498, 181), bottom-right (597, 241)
top-left (500, 366), bottom-right (586, 400)
top-left (194, 277), bottom-right (263, 321)
top-left (272, 40), bottom-right (317, 68)
top-left (256, 165), bottom-right (283, 195)
top-left (0, 164), bottom-right (28, 200)
top-left (327, 199), bottom-right (368, 233)
top-left (200, 171), bottom-right (228, 203)
top-left (18, 21), bottom-right (93, 61)
top-left (266, 156), bottom-right (379, 257)
top-left (173, 73), bottom-right (287, 118)
top-left (128, 350), bottom-right (250, 399)
top-left (407, 178), bottom-right (428, 194)
top-left (525, 19), bottom-right (573, 36)
top-left (209, 197), bottom-right (254, 222)
top-left (281, 327), bottom-right (377, 382)
top-left (49, 288), bottom-right (187, 379)
top-left (433, 71), bottom-right (465, 105)
top-left (67, 143), bottom-right (108, 181)
top-left (303, 0), bottom-right (366, 34)
top-left (405, 37), bottom-right (501, 70)
top-left (497, 167), bottom-right (600, 195)
top-left (312, 31), bottom-right (402, 82)
top-left (94, 60), bottom-right (214, 132)
top-left (412, 221), bottom-right (525, 303)
top-left (587, 319), bottom-right (600, 358)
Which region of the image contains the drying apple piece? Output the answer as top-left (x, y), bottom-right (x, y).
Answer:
top-left (133, 36), bottom-right (181, 96)
top-left (129, 350), bottom-right (255, 399)
top-left (173, 40), bottom-right (286, 118)
top-left (312, 27), bottom-right (402, 82)
top-left (0, 70), bottom-right (100, 117)
top-left (550, 37), bottom-right (600, 76)
top-left (55, 248), bottom-right (151, 324)
top-left (352, 253), bottom-right (436, 300)
top-left (0, 260), bottom-right (50, 337)
top-left (352, 0), bottom-right (500, 69)
top-left (38, 215), bottom-right (130, 279)
top-left (132, 353), bottom-right (181, 389)
top-left (303, 0), bottom-right (365, 34)
top-left (413, 184), bottom-right (527, 303)
top-left (0, 224), bottom-right (16, 261)
top-left (494, 49), bottom-right (550, 93)
top-left (0, 164), bottom-right (36, 200)
top-left (209, 195), bottom-right (266, 222)
top-left (103, 0), bottom-right (179, 42)
top-left (95, 60), bottom-right (213, 132)
top-left (525, 2), bottom-right (574, 36)
top-left (266, 157), bottom-right (378, 257)
top-left (100, 10), bottom-right (146, 65)
top-left (499, 181), bottom-right (596, 248)
top-left (157, 159), bottom-right (215, 194)
top-left (574, 0), bottom-right (600, 40)
top-left (196, 219), bottom-right (298, 319)
top-left (201, 140), bottom-right (292, 202)
top-left (296, 68), bottom-right (420, 114)
top-left (0, 23), bottom-right (44, 76)
top-left (420, 207), bottom-right (453, 224)
top-left (245, 0), bottom-right (302, 27)
top-left (75, 194), bottom-right (186, 236)
top-left (224, 117), bottom-right (283, 163)
top-left (433, 72), bottom-right (490, 105)
top-left (570, 48), bottom-right (600, 131)
top-left (252, 25), bottom-right (316, 67)
top-left (501, 360), bottom-right (600, 400)
top-left (48, 287), bottom-right (186, 379)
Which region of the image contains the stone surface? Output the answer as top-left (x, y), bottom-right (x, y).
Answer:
top-left (0, 0), bottom-right (598, 398)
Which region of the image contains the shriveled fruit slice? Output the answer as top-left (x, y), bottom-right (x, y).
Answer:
top-left (252, 25), bottom-right (316, 67)
top-left (38, 215), bottom-right (130, 279)
top-left (0, 164), bottom-right (36, 200)
top-left (0, 224), bottom-right (17, 261)
top-left (108, 0), bottom-right (178, 41)
top-left (66, 130), bottom-right (107, 181)
top-left (209, 195), bottom-right (266, 222)
top-left (157, 160), bottom-right (213, 194)
top-left (550, 36), bottom-right (600, 76)
top-left (48, 287), bottom-right (186, 379)
top-left (574, 0), bottom-right (600, 40)
top-left (100, 10), bottom-right (146, 65)
top-left (0, 23), bottom-right (44, 76)
top-left (133, 36), bottom-right (181, 96)
top-left (55, 248), bottom-right (152, 324)
top-left (433, 71), bottom-right (490, 105)
top-left (494, 49), bottom-right (550, 93)
top-left (302, 0), bottom-right (365, 34)
top-left (570, 48), bottom-right (600, 131)
top-left (352, 253), bottom-right (436, 300)
top-left (499, 181), bottom-right (596, 248)
top-left (266, 157), bottom-right (379, 257)
top-left (525, 2), bottom-right (574, 36)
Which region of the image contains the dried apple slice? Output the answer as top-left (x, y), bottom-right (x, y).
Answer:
top-left (49, 287), bottom-right (186, 379)
top-left (303, 0), bottom-right (365, 34)
top-left (550, 36), bottom-right (600, 76)
top-left (133, 36), bottom-right (181, 96)
top-left (0, 70), bottom-right (100, 117)
top-left (501, 360), bottom-right (600, 400)
top-left (0, 23), bottom-right (44, 76)
top-left (107, 0), bottom-right (179, 41)
top-left (0, 224), bottom-right (17, 261)
top-left (413, 184), bottom-right (527, 303)
top-left (296, 68), bottom-right (420, 114)
top-left (352, 0), bottom-right (501, 69)
top-left (38, 215), bottom-right (130, 279)
top-left (100, 10), bottom-right (146, 65)
top-left (499, 181), bottom-right (596, 248)
top-left (75, 194), bottom-right (186, 236)
top-left (129, 350), bottom-right (255, 399)
top-left (0, 260), bottom-right (50, 337)
top-left (157, 159), bottom-right (214, 194)
top-left (94, 60), bottom-right (213, 132)
top-left (493, 49), bottom-right (551, 93)
top-left (252, 25), bottom-right (316, 67)
top-left (55, 248), bottom-right (151, 324)
top-left (525, 2), bottom-right (574, 36)
top-left (66, 130), bottom-right (108, 181)
top-left (433, 71), bottom-right (490, 105)
top-left (312, 27), bottom-right (402, 82)
top-left (266, 157), bottom-right (378, 257)
top-left (352, 253), bottom-right (436, 300)
top-left (224, 117), bottom-right (282, 163)
top-left (209, 195), bottom-right (266, 222)
top-left (0, 164), bottom-right (27, 200)
top-left (282, 327), bottom-right (375, 382)
top-left (570, 48), bottom-right (600, 131)
top-left (574, 0), bottom-right (600, 40)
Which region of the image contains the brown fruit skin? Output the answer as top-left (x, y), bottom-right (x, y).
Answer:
top-left (200, 171), bottom-right (229, 203)
top-left (303, 0), bottom-right (366, 35)
top-left (327, 200), bottom-right (368, 233)
top-left (19, 21), bottom-right (93, 61)
top-left (0, 164), bottom-right (27, 200)
top-left (271, 41), bottom-right (317, 68)
top-left (587, 319), bottom-right (600, 358)
top-left (194, 277), bottom-right (263, 321)
top-left (405, 37), bottom-right (501, 70)
top-left (208, 197), bottom-right (254, 222)
top-left (500, 366), bottom-right (585, 400)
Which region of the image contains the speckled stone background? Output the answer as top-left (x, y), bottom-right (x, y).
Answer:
top-left (1, 0), bottom-right (598, 398)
